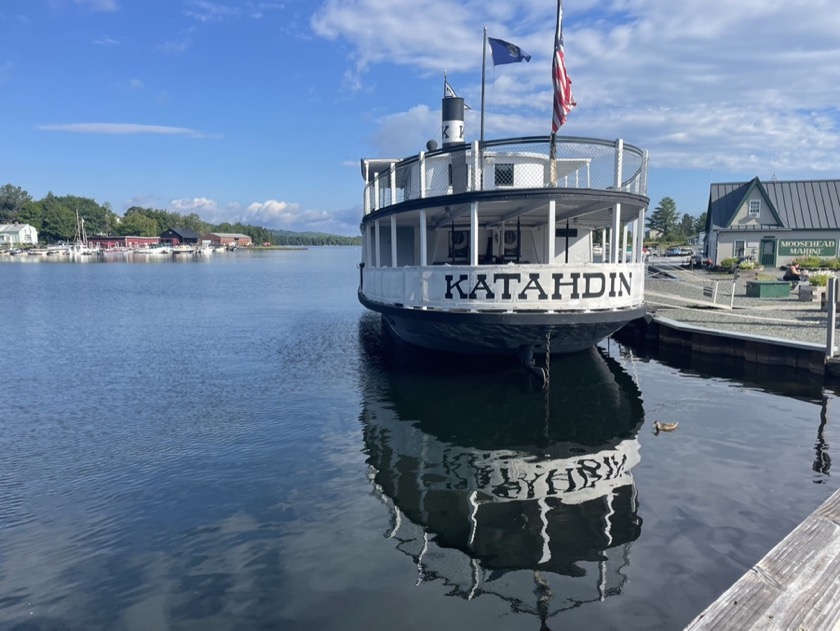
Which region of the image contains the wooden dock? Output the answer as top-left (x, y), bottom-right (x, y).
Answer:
top-left (684, 487), bottom-right (840, 630)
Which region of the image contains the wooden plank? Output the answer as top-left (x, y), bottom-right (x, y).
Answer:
top-left (685, 488), bottom-right (840, 630)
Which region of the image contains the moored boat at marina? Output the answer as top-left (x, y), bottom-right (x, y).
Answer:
top-left (68, 209), bottom-right (102, 259)
top-left (358, 8), bottom-right (649, 359)
top-left (27, 246), bottom-right (59, 256)
top-left (131, 244), bottom-right (172, 256)
top-left (358, 118), bottom-right (649, 358)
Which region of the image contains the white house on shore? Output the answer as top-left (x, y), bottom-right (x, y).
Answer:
top-left (704, 178), bottom-right (840, 268)
top-left (0, 223), bottom-right (38, 246)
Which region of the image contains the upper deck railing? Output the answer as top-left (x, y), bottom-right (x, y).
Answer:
top-left (362, 136), bottom-right (648, 215)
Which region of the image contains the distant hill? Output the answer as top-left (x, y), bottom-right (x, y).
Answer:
top-left (269, 229), bottom-right (361, 246)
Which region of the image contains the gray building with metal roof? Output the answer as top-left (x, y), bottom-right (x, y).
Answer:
top-left (704, 177), bottom-right (840, 268)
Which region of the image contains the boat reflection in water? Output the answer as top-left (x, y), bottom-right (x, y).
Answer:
top-left (358, 317), bottom-right (646, 626)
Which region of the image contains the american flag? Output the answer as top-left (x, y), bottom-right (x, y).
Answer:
top-left (552, 1), bottom-right (576, 132)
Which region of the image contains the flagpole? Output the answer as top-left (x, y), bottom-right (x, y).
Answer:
top-left (550, 0), bottom-right (564, 186)
top-left (549, 1), bottom-right (560, 186)
top-left (480, 27), bottom-right (487, 146)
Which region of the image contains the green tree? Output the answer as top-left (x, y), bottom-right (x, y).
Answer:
top-left (39, 193), bottom-right (76, 242)
top-left (17, 200), bottom-right (43, 231)
top-left (123, 206), bottom-right (168, 235)
top-left (695, 211), bottom-right (707, 235)
top-left (647, 197), bottom-right (679, 240)
top-left (116, 212), bottom-right (159, 236)
top-left (678, 213), bottom-right (696, 238)
top-left (53, 195), bottom-right (115, 236)
top-left (181, 212), bottom-right (211, 234)
top-left (0, 184), bottom-right (33, 222)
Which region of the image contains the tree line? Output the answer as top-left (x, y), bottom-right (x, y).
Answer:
top-left (0, 183), bottom-right (362, 246)
top-left (646, 196), bottom-right (706, 243)
top-left (0, 183), bottom-right (700, 247)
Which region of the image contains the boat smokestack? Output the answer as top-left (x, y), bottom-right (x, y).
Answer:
top-left (441, 96), bottom-right (465, 148)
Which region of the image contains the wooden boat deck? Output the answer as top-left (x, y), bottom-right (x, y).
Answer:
top-left (684, 487), bottom-right (840, 630)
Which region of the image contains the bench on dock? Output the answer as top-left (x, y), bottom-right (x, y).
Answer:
top-left (745, 280), bottom-right (792, 298)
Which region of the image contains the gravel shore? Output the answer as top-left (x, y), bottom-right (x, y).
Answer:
top-left (644, 265), bottom-right (835, 348)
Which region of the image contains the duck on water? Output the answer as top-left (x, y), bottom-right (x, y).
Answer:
top-left (357, 29), bottom-right (649, 361)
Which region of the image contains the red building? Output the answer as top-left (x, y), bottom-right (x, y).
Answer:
top-left (88, 236), bottom-right (160, 249)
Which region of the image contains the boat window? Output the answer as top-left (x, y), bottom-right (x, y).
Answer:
top-left (450, 230), bottom-right (469, 261)
top-left (495, 163), bottom-right (514, 187)
top-left (503, 230), bottom-right (519, 261)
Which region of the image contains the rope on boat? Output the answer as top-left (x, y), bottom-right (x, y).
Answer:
top-left (545, 330), bottom-right (551, 385)
top-left (543, 331), bottom-right (551, 440)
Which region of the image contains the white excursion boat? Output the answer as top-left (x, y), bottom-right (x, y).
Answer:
top-left (358, 108), bottom-right (649, 358)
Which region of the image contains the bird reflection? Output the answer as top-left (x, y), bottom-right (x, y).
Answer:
top-left (357, 315), bottom-right (646, 626)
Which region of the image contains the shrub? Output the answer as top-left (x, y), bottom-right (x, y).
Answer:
top-left (795, 255), bottom-right (822, 269)
top-left (721, 257), bottom-right (739, 271)
top-left (738, 260), bottom-right (756, 270)
top-left (809, 272), bottom-right (833, 287)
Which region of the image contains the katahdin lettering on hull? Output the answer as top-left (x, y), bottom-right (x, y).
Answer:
top-left (444, 271), bottom-right (633, 300)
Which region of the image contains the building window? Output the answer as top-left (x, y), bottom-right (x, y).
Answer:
top-left (748, 200), bottom-right (760, 217)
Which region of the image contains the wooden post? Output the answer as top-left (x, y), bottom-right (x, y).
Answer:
top-left (826, 277), bottom-right (837, 358)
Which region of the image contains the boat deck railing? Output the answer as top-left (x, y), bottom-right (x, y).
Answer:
top-left (362, 136), bottom-right (648, 215)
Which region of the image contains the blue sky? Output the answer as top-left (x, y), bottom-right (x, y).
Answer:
top-left (2, 0), bottom-right (839, 236)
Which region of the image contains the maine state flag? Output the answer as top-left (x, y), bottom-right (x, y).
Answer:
top-left (488, 37), bottom-right (532, 66)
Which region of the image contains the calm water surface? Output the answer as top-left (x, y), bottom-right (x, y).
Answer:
top-left (0, 248), bottom-right (837, 631)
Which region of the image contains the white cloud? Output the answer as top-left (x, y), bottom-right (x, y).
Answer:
top-left (171, 197), bottom-right (218, 212)
top-left (370, 105), bottom-right (440, 157)
top-left (93, 36), bottom-right (119, 45)
top-left (163, 197), bottom-right (359, 235)
top-left (154, 38), bottom-right (191, 55)
top-left (37, 123), bottom-right (213, 138)
top-left (0, 61), bottom-right (12, 84)
top-left (314, 0), bottom-right (840, 184)
top-left (74, 0), bottom-right (117, 12)
top-left (183, 0), bottom-right (283, 22)
top-left (240, 201), bottom-right (359, 234)
top-left (184, 0), bottom-right (239, 22)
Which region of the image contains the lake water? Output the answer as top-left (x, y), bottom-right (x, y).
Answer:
top-left (1, 247), bottom-right (837, 631)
